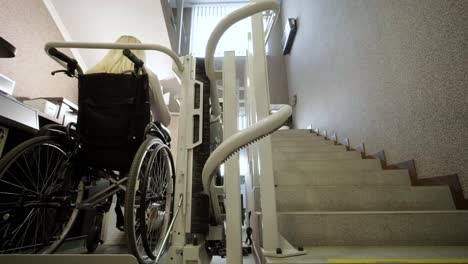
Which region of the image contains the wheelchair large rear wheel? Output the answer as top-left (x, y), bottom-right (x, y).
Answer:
top-left (0, 136), bottom-right (84, 254)
top-left (125, 137), bottom-right (175, 264)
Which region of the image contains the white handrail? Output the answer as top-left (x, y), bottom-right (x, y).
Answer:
top-left (204, 0), bottom-right (280, 118)
top-left (202, 105), bottom-right (291, 194)
top-left (44, 42), bottom-right (184, 72)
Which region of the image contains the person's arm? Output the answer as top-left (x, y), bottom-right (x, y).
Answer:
top-left (146, 69), bottom-right (171, 127)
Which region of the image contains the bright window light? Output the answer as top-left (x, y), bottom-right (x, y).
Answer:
top-left (190, 3), bottom-right (251, 57)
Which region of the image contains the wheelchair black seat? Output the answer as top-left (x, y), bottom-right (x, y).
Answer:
top-left (77, 73), bottom-right (150, 171)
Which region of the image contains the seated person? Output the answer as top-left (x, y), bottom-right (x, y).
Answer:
top-left (86, 35), bottom-right (171, 127)
top-left (86, 36), bottom-right (171, 231)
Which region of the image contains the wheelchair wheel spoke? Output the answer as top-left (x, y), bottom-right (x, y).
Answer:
top-left (0, 137), bottom-right (83, 254)
top-left (18, 155), bottom-right (39, 192)
top-left (126, 138), bottom-right (175, 263)
top-left (0, 178), bottom-right (38, 196)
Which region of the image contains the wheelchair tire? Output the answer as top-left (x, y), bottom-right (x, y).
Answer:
top-left (86, 225), bottom-right (100, 253)
top-left (125, 137), bottom-right (175, 264)
top-left (86, 213), bottom-right (103, 253)
top-left (0, 136), bottom-right (84, 254)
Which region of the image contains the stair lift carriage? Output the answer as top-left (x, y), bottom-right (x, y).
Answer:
top-left (0, 0), bottom-right (297, 263)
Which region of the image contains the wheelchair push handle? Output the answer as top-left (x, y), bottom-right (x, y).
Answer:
top-left (123, 49), bottom-right (144, 68)
top-left (44, 42), bottom-right (184, 73)
top-left (49, 48), bottom-right (76, 65)
top-left (48, 47), bottom-right (81, 76)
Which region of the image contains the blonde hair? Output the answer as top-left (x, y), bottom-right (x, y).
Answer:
top-left (86, 35), bottom-right (146, 74)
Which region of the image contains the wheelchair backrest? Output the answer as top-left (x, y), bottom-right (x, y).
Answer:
top-left (77, 73), bottom-right (150, 171)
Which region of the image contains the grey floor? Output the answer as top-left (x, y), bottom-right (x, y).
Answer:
top-left (56, 204), bottom-right (256, 263)
top-left (58, 243), bottom-right (256, 264)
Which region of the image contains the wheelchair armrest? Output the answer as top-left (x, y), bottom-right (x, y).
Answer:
top-left (145, 122), bottom-right (171, 145)
top-left (157, 122), bottom-right (171, 144)
top-left (36, 124), bottom-right (67, 137)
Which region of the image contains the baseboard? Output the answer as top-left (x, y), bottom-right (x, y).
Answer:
top-left (363, 152), bottom-right (468, 210)
top-left (386, 160), bottom-right (418, 184)
top-left (418, 174), bottom-right (468, 210)
top-left (352, 142), bottom-right (365, 158)
top-left (339, 137), bottom-right (350, 150)
top-left (367, 150), bottom-right (387, 169)
top-left (311, 126), bottom-right (467, 210)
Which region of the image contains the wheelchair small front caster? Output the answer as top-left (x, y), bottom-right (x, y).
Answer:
top-left (86, 214), bottom-right (104, 253)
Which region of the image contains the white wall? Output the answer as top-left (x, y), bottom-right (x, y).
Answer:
top-left (281, 0), bottom-right (468, 195)
top-left (47, 0), bottom-right (175, 79)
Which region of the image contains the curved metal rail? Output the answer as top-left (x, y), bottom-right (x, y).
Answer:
top-left (202, 0), bottom-right (287, 195)
top-left (204, 0), bottom-right (280, 118)
top-left (202, 105), bottom-right (291, 194)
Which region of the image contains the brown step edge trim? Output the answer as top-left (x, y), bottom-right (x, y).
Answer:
top-left (354, 146), bottom-right (467, 210)
top-left (418, 174), bottom-right (468, 210)
top-left (367, 150), bottom-right (387, 169)
top-left (339, 137), bottom-right (350, 150)
top-left (352, 142), bottom-right (366, 158)
top-left (320, 129), bottom-right (327, 138)
top-left (386, 159), bottom-right (418, 184)
top-left (386, 160), bottom-right (468, 210)
top-left (301, 127), bottom-right (467, 209)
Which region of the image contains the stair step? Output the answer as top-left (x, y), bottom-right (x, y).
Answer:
top-left (265, 246), bottom-right (468, 264)
top-left (273, 151), bottom-right (362, 161)
top-left (274, 160), bottom-right (383, 177)
top-left (274, 129), bottom-right (313, 135)
top-left (271, 135), bottom-right (325, 141)
top-left (273, 145), bottom-right (348, 153)
top-left (254, 186), bottom-right (455, 211)
top-left (265, 211), bottom-right (468, 246)
top-left (272, 140), bottom-right (335, 148)
top-left (274, 169), bottom-right (411, 186)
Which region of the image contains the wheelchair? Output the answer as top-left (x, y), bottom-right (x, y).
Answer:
top-left (0, 48), bottom-right (175, 263)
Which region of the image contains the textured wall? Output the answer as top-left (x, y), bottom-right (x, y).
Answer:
top-left (281, 0), bottom-right (468, 195)
top-left (0, 0), bottom-right (77, 103)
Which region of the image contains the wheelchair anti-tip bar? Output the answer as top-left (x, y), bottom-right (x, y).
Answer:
top-left (204, 0), bottom-right (280, 118)
top-left (44, 42), bottom-right (184, 74)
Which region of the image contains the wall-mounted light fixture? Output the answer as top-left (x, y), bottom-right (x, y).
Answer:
top-left (282, 18), bottom-right (297, 55)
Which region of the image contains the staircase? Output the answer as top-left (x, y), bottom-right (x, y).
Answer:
top-left (255, 129), bottom-right (468, 263)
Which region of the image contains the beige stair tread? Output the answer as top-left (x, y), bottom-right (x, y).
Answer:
top-left (272, 140), bottom-right (335, 147)
top-left (274, 169), bottom-right (411, 186)
top-left (265, 246), bottom-right (468, 264)
top-left (274, 160), bottom-right (383, 173)
top-left (274, 129), bottom-right (313, 134)
top-left (255, 186), bottom-right (455, 211)
top-left (273, 151), bottom-right (362, 161)
top-left (273, 145), bottom-right (348, 152)
top-left (270, 211), bottom-right (468, 246)
top-left (271, 135), bottom-right (326, 141)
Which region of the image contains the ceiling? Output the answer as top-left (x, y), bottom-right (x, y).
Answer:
top-left (44, 0), bottom-right (175, 79)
